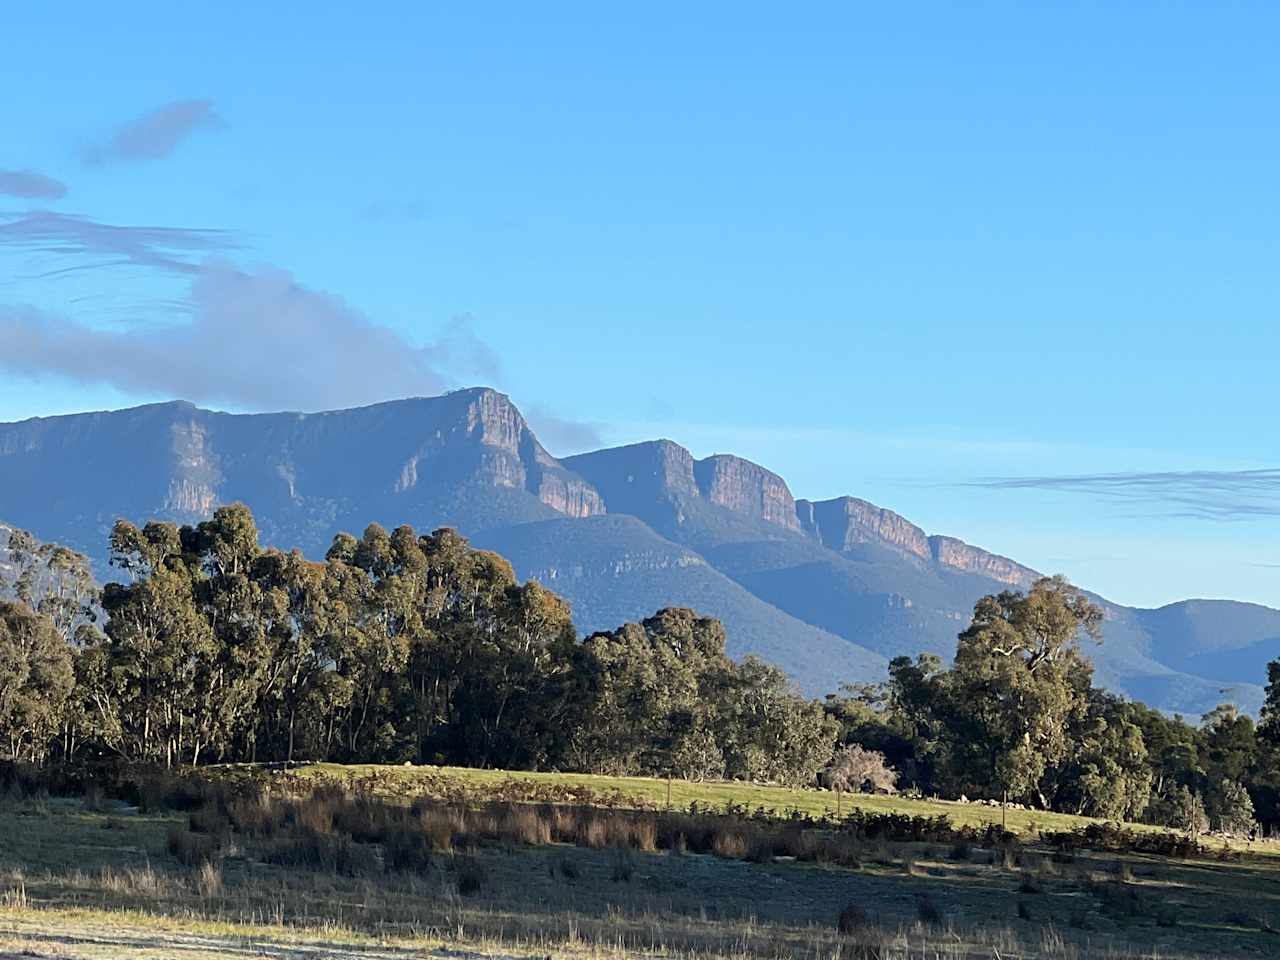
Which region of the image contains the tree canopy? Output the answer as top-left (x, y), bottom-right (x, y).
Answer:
top-left (5, 507), bottom-right (1279, 835)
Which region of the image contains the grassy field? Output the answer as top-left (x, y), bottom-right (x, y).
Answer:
top-left (292, 762), bottom-right (1260, 845)
top-left (3, 769), bottom-right (1279, 958)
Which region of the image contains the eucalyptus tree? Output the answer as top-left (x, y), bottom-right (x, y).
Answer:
top-left (942, 576), bottom-right (1102, 806)
top-left (0, 600), bottom-right (73, 761)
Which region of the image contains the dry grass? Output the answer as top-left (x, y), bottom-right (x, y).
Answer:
top-left (2, 771), bottom-right (1280, 960)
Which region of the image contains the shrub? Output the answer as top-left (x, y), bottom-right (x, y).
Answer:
top-left (799, 833), bottom-right (862, 868)
top-left (628, 814), bottom-right (658, 853)
top-left (141, 772), bottom-right (214, 813)
top-left (227, 789), bottom-right (282, 836)
top-left (916, 894), bottom-right (942, 924)
top-left (555, 855), bottom-right (579, 880)
top-left (195, 860), bottom-right (222, 898)
top-left (188, 802), bottom-right (231, 838)
top-left (822, 745), bottom-right (898, 794)
top-left (837, 902), bottom-right (870, 933)
top-left (496, 803), bottom-right (552, 846)
top-left (384, 831), bottom-right (432, 874)
top-left (290, 785), bottom-right (344, 835)
top-left (455, 856), bottom-right (486, 896)
top-left (1088, 878), bottom-right (1144, 918)
top-left (610, 848), bottom-right (635, 883)
top-left (580, 816), bottom-right (610, 849)
top-left (657, 812), bottom-right (716, 854)
top-left (260, 835), bottom-right (378, 876)
top-left (1041, 822), bottom-right (1204, 859)
top-left (711, 826), bottom-right (752, 859)
top-left (166, 826), bottom-right (221, 867)
top-left (333, 791), bottom-right (398, 843)
top-left (843, 811), bottom-right (952, 842)
top-left (547, 804), bottom-right (582, 842)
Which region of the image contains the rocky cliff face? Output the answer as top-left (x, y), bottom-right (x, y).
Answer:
top-left (694, 455), bottom-right (800, 531)
top-left (927, 536), bottom-right (1039, 587)
top-left (798, 496), bottom-right (931, 560)
top-left (567, 442), bottom-right (804, 532)
top-left (460, 389), bottom-right (605, 517)
top-left (163, 417), bottom-right (222, 518)
top-left (794, 495), bottom-right (1039, 586)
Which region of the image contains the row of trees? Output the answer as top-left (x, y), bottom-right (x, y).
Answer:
top-left (3, 505), bottom-right (1279, 833)
top-left (0, 506), bottom-right (833, 785)
top-left (824, 580), bottom-right (1280, 833)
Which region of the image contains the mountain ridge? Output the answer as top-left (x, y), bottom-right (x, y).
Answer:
top-left (1, 388), bottom-right (1274, 714)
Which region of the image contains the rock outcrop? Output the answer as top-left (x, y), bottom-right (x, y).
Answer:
top-left (694, 455), bottom-right (800, 531)
top-left (927, 536), bottom-right (1039, 587)
top-left (798, 496), bottom-right (931, 560)
top-left (796, 495), bottom-right (1039, 586)
top-left (567, 443), bottom-right (803, 532)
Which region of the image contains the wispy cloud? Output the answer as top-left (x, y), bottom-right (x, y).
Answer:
top-left (0, 170), bottom-right (67, 200)
top-left (0, 260), bottom-right (498, 411)
top-left (0, 210), bottom-right (238, 276)
top-left (967, 469), bottom-right (1280, 521)
top-left (526, 405), bottom-right (605, 455)
top-left (83, 100), bottom-right (223, 165)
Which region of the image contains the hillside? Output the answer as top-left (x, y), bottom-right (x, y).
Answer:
top-left (0, 388), bottom-right (1274, 711)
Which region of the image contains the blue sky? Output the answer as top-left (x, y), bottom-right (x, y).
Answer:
top-left (2, 2), bottom-right (1277, 609)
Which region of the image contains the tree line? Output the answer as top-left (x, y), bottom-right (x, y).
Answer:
top-left (0, 506), bottom-right (833, 785)
top-left (2, 504), bottom-right (1279, 834)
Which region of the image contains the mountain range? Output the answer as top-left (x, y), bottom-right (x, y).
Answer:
top-left (2, 387), bottom-right (1276, 715)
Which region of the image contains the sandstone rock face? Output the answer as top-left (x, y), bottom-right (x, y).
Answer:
top-left (534, 472), bottom-right (603, 519)
top-left (439, 389), bottom-right (605, 516)
top-left (567, 443), bottom-right (804, 532)
top-left (797, 495), bottom-right (1040, 586)
top-left (164, 478), bottom-right (219, 516)
top-left (798, 496), bottom-right (930, 560)
top-left (163, 418), bottom-right (221, 518)
top-left (694, 455), bottom-right (800, 531)
top-left (927, 536), bottom-right (1039, 587)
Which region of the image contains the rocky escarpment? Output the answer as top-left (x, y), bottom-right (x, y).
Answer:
top-left (566, 442), bottom-right (803, 532)
top-left (927, 536), bottom-right (1039, 587)
top-left (798, 496), bottom-right (931, 560)
top-left (458, 389), bottom-right (604, 517)
top-left (695, 455), bottom-right (800, 531)
top-left (163, 417), bottom-right (222, 518)
top-left (796, 495), bottom-right (1039, 586)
